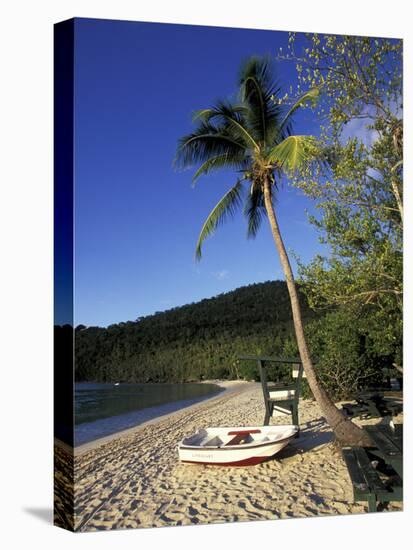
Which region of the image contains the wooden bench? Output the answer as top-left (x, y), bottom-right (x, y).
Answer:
top-left (342, 446), bottom-right (402, 512)
top-left (239, 356), bottom-right (306, 426)
top-left (342, 393), bottom-right (403, 420)
top-left (365, 424), bottom-right (403, 479)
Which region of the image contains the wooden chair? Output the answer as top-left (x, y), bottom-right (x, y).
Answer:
top-left (239, 356), bottom-right (306, 426)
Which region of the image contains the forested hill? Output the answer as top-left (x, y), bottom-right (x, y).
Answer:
top-left (74, 281), bottom-right (318, 383)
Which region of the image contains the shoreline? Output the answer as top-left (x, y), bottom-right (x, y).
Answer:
top-left (71, 380), bottom-right (252, 456)
top-left (54, 383), bottom-right (402, 531)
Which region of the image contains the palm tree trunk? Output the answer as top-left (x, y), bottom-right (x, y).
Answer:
top-left (262, 179), bottom-right (371, 446)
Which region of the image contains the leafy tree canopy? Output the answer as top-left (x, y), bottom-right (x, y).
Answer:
top-left (279, 34), bottom-right (402, 368)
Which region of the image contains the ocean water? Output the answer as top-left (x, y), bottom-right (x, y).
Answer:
top-left (74, 382), bottom-right (223, 446)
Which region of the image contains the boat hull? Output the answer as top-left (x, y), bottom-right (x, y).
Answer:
top-left (178, 425), bottom-right (298, 466)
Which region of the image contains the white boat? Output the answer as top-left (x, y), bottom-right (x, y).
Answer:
top-left (178, 425), bottom-right (298, 466)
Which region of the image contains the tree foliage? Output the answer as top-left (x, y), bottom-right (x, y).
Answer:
top-left (71, 277), bottom-right (397, 399)
top-left (174, 56), bottom-right (318, 260)
top-left (280, 33), bottom-right (403, 369)
top-left (73, 281), bottom-right (317, 384)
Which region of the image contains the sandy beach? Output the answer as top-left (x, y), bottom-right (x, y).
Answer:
top-left (55, 382), bottom-right (402, 531)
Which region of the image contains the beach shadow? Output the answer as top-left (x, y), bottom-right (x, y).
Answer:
top-left (23, 507), bottom-right (53, 525)
top-left (308, 493), bottom-right (326, 506)
top-left (277, 422), bottom-right (334, 460)
top-left (302, 417), bottom-right (327, 430)
top-left (295, 428), bottom-right (334, 451)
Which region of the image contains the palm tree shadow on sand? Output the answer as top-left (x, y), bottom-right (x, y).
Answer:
top-left (276, 418), bottom-right (335, 460)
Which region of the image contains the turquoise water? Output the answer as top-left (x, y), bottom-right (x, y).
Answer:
top-left (74, 382), bottom-right (223, 446)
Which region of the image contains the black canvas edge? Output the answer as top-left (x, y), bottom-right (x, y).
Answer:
top-left (53, 18), bottom-right (75, 532)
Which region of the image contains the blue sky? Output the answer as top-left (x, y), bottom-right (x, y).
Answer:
top-left (72, 19), bottom-right (326, 327)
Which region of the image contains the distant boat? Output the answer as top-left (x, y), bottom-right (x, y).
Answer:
top-left (114, 382), bottom-right (120, 386)
top-left (178, 425), bottom-right (298, 466)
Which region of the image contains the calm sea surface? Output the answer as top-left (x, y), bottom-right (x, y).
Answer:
top-left (74, 382), bottom-right (223, 446)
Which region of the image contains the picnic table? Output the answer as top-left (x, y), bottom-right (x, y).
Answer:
top-left (342, 391), bottom-right (403, 420)
top-left (365, 423), bottom-right (403, 479)
top-left (342, 423), bottom-right (403, 512)
top-left (342, 365), bottom-right (403, 419)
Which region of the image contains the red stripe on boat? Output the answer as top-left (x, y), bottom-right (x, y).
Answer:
top-left (181, 456), bottom-right (269, 466)
top-left (227, 429), bottom-right (261, 436)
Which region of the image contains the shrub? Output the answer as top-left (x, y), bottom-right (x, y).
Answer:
top-left (306, 309), bottom-right (384, 400)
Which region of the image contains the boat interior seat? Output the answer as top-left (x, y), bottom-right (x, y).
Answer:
top-left (204, 436), bottom-right (224, 447)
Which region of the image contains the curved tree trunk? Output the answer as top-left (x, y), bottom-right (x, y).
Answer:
top-left (263, 179), bottom-right (371, 446)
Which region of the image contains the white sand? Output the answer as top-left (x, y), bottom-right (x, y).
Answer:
top-left (70, 382), bottom-right (402, 531)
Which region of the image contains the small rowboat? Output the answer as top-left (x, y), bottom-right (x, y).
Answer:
top-left (178, 425), bottom-right (298, 466)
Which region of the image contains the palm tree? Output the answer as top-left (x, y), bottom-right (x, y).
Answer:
top-left (175, 57), bottom-right (370, 446)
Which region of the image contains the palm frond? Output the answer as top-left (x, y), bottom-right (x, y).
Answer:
top-left (192, 109), bottom-right (214, 122)
top-left (192, 101), bottom-right (258, 150)
top-left (195, 180), bottom-right (244, 260)
top-left (267, 135), bottom-right (319, 172)
top-left (192, 103), bottom-right (245, 123)
top-left (175, 121), bottom-right (247, 169)
top-left (192, 153), bottom-right (247, 185)
top-left (280, 88), bottom-right (320, 132)
top-left (238, 56), bottom-right (284, 144)
top-left (243, 182), bottom-right (266, 238)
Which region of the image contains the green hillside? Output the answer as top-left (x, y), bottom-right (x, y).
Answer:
top-left (74, 280), bottom-right (318, 383)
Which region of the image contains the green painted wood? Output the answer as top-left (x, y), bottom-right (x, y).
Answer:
top-left (353, 447), bottom-right (388, 495)
top-left (267, 383), bottom-right (296, 392)
top-left (342, 445), bottom-right (403, 512)
top-left (367, 495), bottom-right (377, 513)
top-left (342, 448), bottom-right (369, 493)
top-left (377, 424), bottom-right (403, 451)
top-left (365, 424), bottom-right (403, 479)
top-left (365, 426), bottom-right (402, 457)
top-left (238, 355), bottom-right (304, 426)
top-left (342, 402), bottom-right (371, 418)
top-left (366, 401), bottom-right (381, 418)
top-left (390, 424), bottom-right (403, 451)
